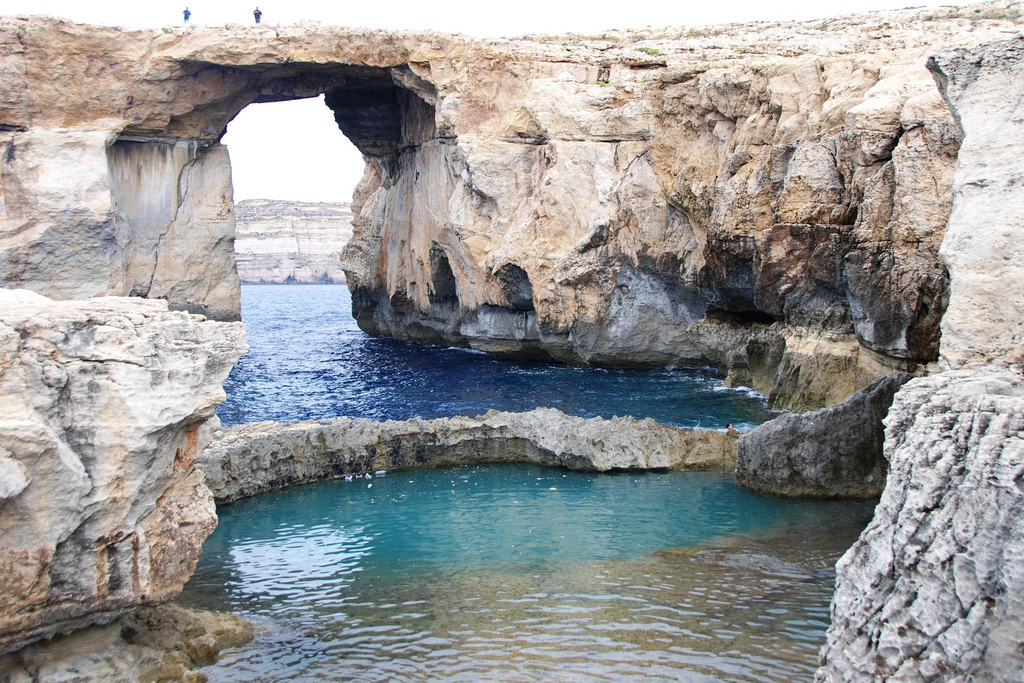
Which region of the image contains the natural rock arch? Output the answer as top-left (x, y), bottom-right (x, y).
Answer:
top-left (3, 14), bottom-right (1013, 408)
top-left (0, 21), bottom-right (447, 321)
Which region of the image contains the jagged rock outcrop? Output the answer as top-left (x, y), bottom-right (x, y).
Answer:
top-left (234, 199), bottom-right (353, 284)
top-left (818, 368), bottom-right (1024, 681)
top-left (2, 6), bottom-right (1020, 406)
top-left (198, 408), bottom-right (739, 504)
top-left (736, 372), bottom-right (912, 497)
top-left (0, 290), bottom-right (247, 653)
top-left (820, 36), bottom-right (1024, 681)
top-left (0, 604), bottom-right (252, 683)
top-left (927, 35), bottom-right (1024, 370)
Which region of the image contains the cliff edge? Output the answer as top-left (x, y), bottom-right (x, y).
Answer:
top-left (0, 291), bottom-right (247, 653)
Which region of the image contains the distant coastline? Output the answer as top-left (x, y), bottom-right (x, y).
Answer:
top-left (234, 199), bottom-right (353, 285)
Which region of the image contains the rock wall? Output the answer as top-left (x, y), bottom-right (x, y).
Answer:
top-left (820, 36), bottom-right (1024, 680)
top-left (2, 7), bottom-right (1021, 406)
top-left (198, 408), bottom-right (739, 504)
top-left (818, 368), bottom-right (1024, 680)
top-left (0, 290), bottom-right (246, 653)
top-left (1, 131), bottom-right (240, 320)
top-left (234, 199), bottom-right (353, 284)
top-left (927, 35), bottom-right (1024, 370)
top-left (736, 372), bottom-right (911, 498)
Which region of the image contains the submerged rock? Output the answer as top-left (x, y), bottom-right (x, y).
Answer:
top-left (0, 604), bottom-right (252, 683)
top-left (735, 372), bottom-right (912, 497)
top-left (818, 368), bottom-right (1024, 680)
top-left (0, 290), bottom-right (247, 653)
top-left (199, 408), bottom-right (739, 504)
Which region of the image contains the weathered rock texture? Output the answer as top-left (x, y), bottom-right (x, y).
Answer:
top-left (2, 6), bottom-right (1021, 405)
top-left (820, 37), bottom-right (1024, 681)
top-left (0, 604), bottom-right (252, 683)
top-left (199, 408), bottom-right (739, 504)
top-left (818, 368), bottom-right (1024, 681)
top-left (0, 290), bottom-right (247, 653)
top-left (927, 35), bottom-right (1024, 370)
top-left (234, 199), bottom-right (353, 284)
top-left (2, 131), bottom-right (241, 320)
top-left (736, 372), bottom-right (912, 497)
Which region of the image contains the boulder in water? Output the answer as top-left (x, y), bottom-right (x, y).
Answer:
top-left (735, 372), bottom-right (913, 497)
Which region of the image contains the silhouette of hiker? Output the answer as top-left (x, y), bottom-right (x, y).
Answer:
top-left (253, 7), bottom-right (262, 23)
top-left (183, 7), bottom-right (190, 22)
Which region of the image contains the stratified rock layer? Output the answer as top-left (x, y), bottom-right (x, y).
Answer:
top-left (234, 199), bottom-right (353, 284)
top-left (0, 290), bottom-right (247, 653)
top-left (818, 368), bottom-right (1024, 681)
top-left (199, 408), bottom-right (738, 504)
top-left (928, 35), bottom-right (1024, 369)
top-left (736, 372), bottom-right (912, 497)
top-left (2, 7), bottom-right (1021, 404)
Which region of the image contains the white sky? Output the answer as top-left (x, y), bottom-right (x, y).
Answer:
top-left (222, 97), bottom-right (361, 203)
top-left (1, 0), bottom-right (954, 202)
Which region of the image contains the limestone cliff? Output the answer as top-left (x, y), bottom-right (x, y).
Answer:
top-left (820, 36), bottom-right (1024, 680)
top-left (234, 199), bottom-right (353, 284)
top-left (927, 36), bottom-right (1024, 370)
top-left (818, 369), bottom-right (1024, 680)
top-left (1, 5), bottom-right (1021, 407)
top-left (0, 290), bottom-right (246, 653)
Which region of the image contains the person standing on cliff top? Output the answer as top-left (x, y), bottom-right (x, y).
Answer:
top-left (183, 7), bottom-right (190, 22)
top-left (253, 7), bottom-right (262, 23)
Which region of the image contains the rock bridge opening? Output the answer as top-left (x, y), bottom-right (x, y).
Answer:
top-left (225, 96), bottom-right (360, 286)
top-left (100, 61), bottom-right (442, 322)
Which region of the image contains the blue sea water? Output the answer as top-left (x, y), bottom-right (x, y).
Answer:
top-left (218, 284), bottom-right (778, 429)
top-left (190, 284), bottom-right (873, 681)
top-left (180, 465), bottom-right (877, 681)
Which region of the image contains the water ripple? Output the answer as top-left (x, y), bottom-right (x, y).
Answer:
top-left (180, 465), bottom-right (875, 681)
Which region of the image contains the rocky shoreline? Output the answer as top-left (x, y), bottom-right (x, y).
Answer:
top-left (199, 408), bottom-right (739, 504)
top-left (0, 3), bottom-right (1023, 681)
top-left (0, 604), bottom-right (252, 683)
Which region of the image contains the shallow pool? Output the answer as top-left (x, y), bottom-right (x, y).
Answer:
top-left (179, 464), bottom-right (876, 681)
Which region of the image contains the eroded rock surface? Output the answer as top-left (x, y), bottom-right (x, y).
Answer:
top-left (2, 6), bottom-right (1021, 404)
top-left (820, 36), bottom-right (1024, 680)
top-left (0, 604), bottom-right (252, 683)
top-left (199, 408), bottom-right (738, 504)
top-left (818, 368), bottom-right (1024, 681)
top-left (0, 290), bottom-right (246, 653)
top-left (736, 372), bottom-right (912, 497)
top-left (928, 35), bottom-right (1024, 370)
top-left (234, 199), bottom-right (353, 284)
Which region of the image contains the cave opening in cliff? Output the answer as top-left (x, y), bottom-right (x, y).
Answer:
top-left (224, 95), bottom-right (363, 287)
